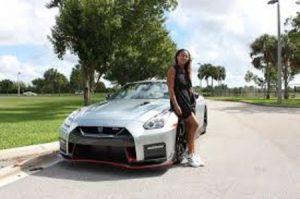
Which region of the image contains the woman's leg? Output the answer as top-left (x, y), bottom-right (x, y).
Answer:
top-left (185, 112), bottom-right (199, 154)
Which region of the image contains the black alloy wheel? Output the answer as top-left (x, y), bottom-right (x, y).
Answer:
top-left (174, 119), bottom-right (187, 164)
top-left (201, 106), bottom-right (208, 135)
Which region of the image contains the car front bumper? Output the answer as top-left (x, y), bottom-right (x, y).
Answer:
top-left (59, 121), bottom-right (177, 167)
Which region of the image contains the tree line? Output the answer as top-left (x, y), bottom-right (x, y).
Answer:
top-left (0, 63), bottom-right (228, 95)
top-left (0, 65), bottom-right (106, 94)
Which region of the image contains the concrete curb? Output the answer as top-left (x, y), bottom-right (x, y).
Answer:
top-left (0, 142), bottom-right (59, 181)
top-left (0, 142), bottom-right (59, 161)
top-left (0, 153), bottom-right (60, 182)
top-left (0, 156), bottom-right (37, 180)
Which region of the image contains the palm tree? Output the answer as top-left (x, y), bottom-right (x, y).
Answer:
top-left (215, 66), bottom-right (226, 86)
top-left (197, 63), bottom-right (212, 87)
top-left (220, 66), bottom-right (226, 85)
top-left (245, 70), bottom-right (254, 83)
top-left (197, 63), bottom-right (204, 87)
top-left (244, 70), bottom-right (265, 92)
top-left (209, 66), bottom-right (218, 87)
top-left (250, 34), bottom-right (277, 99)
top-left (281, 33), bottom-right (300, 99)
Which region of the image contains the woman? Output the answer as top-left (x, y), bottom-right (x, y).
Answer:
top-left (167, 49), bottom-right (204, 167)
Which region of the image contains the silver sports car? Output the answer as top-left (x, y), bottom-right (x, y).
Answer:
top-left (59, 80), bottom-right (207, 169)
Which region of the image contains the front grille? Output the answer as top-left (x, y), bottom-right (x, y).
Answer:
top-left (69, 127), bottom-right (134, 147)
top-left (67, 126), bottom-right (137, 164)
top-left (72, 144), bottom-right (129, 164)
top-left (68, 142), bottom-right (75, 153)
top-left (78, 126), bottom-right (130, 136)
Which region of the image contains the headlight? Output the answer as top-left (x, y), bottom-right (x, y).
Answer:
top-left (63, 109), bottom-right (81, 128)
top-left (143, 110), bottom-right (170, 130)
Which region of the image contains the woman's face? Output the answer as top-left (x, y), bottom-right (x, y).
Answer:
top-left (176, 50), bottom-right (190, 65)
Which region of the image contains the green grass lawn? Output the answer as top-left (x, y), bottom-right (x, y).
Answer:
top-left (0, 94), bottom-right (105, 150)
top-left (207, 96), bottom-right (300, 108)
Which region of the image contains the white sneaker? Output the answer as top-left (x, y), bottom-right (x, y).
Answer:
top-left (182, 149), bottom-right (189, 162)
top-left (186, 153), bottom-right (205, 167)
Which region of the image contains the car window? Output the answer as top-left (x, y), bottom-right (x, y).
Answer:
top-left (110, 82), bottom-right (169, 100)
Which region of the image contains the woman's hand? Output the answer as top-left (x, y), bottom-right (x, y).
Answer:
top-left (174, 105), bottom-right (182, 116)
top-left (189, 88), bottom-right (194, 96)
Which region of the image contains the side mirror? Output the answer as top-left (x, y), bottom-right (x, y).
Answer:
top-left (194, 92), bottom-right (199, 99)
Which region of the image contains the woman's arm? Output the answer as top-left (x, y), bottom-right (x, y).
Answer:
top-left (187, 67), bottom-right (195, 95)
top-left (167, 66), bottom-right (182, 116)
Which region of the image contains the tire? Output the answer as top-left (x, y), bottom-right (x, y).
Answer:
top-left (200, 106), bottom-right (208, 135)
top-left (174, 119), bottom-right (187, 164)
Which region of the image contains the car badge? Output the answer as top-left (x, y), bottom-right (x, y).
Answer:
top-left (97, 127), bottom-right (103, 133)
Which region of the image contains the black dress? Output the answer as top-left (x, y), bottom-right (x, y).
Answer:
top-left (170, 64), bottom-right (196, 119)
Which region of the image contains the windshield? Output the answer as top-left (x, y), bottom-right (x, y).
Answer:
top-left (110, 82), bottom-right (169, 100)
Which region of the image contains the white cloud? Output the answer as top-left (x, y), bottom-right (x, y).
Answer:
top-left (0, 0), bottom-right (81, 85)
top-left (0, 0), bottom-right (57, 45)
top-left (0, 55), bottom-right (43, 83)
top-left (0, 53), bottom-right (77, 85)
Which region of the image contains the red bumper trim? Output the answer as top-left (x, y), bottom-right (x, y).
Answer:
top-left (63, 157), bottom-right (174, 170)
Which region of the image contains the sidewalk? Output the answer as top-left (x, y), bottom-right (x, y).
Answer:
top-left (0, 142), bottom-right (59, 180)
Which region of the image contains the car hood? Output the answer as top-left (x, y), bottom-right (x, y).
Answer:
top-left (76, 99), bottom-right (170, 124)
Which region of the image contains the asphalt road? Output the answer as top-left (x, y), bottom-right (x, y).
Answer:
top-left (0, 100), bottom-right (299, 199)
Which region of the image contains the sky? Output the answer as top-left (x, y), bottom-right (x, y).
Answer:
top-left (0, 0), bottom-right (299, 88)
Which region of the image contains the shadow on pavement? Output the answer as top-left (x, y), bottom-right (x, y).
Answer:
top-left (29, 156), bottom-right (168, 182)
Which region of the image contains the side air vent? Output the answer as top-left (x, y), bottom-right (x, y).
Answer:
top-left (140, 101), bottom-right (150, 106)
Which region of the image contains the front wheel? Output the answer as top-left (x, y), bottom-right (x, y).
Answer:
top-left (200, 106), bottom-right (208, 135)
top-left (173, 120), bottom-right (187, 164)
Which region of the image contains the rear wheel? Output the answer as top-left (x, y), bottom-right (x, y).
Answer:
top-left (200, 106), bottom-right (208, 135)
top-left (174, 120), bottom-right (187, 164)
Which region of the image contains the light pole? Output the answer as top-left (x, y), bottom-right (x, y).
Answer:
top-left (268, 0), bottom-right (282, 103)
top-left (17, 72), bottom-right (21, 96)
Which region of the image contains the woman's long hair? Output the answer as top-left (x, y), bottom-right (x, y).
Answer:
top-left (175, 49), bottom-right (192, 80)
